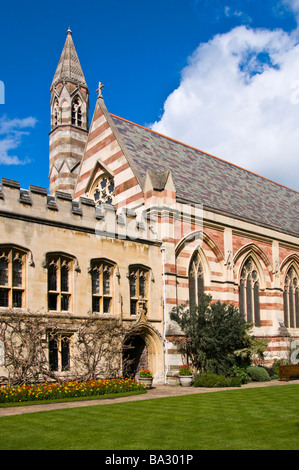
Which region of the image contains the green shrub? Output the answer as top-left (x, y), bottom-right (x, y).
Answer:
top-left (246, 366), bottom-right (271, 382)
top-left (230, 365), bottom-right (250, 384)
top-left (193, 372), bottom-right (242, 388)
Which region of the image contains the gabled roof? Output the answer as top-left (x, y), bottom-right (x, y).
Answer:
top-left (111, 114), bottom-right (299, 237)
top-left (51, 29), bottom-right (87, 89)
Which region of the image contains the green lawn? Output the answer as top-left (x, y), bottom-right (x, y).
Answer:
top-left (1, 385), bottom-right (298, 450)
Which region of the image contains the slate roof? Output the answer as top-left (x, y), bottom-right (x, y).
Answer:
top-left (111, 114), bottom-right (299, 238)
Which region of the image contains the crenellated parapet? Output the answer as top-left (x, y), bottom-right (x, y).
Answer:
top-left (0, 178), bottom-right (162, 245)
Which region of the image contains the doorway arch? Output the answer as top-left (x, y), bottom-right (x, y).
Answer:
top-left (123, 335), bottom-right (148, 378)
top-left (122, 324), bottom-right (164, 381)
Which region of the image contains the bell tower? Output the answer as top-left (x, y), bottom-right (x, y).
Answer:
top-left (49, 29), bottom-right (89, 195)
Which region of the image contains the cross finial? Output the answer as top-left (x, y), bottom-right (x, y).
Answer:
top-left (96, 82), bottom-right (104, 99)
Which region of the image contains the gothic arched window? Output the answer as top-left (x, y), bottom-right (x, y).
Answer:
top-left (49, 332), bottom-right (71, 372)
top-left (47, 255), bottom-right (72, 312)
top-left (129, 266), bottom-right (149, 315)
top-left (0, 247), bottom-right (26, 308)
top-left (53, 99), bottom-right (60, 127)
top-left (189, 251), bottom-right (204, 310)
top-left (90, 259), bottom-right (114, 314)
top-left (239, 257), bottom-right (261, 326)
top-left (283, 267), bottom-right (299, 328)
top-left (92, 175), bottom-right (115, 205)
top-left (71, 97), bottom-right (82, 127)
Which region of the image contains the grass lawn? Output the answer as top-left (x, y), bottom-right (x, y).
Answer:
top-left (0, 385), bottom-right (298, 450)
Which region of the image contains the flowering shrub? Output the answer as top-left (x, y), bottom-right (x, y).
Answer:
top-left (0, 378), bottom-right (145, 404)
top-left (138, 368), bottom-right (153, 378)
top-left (178, 365), bottom-right (193, 376)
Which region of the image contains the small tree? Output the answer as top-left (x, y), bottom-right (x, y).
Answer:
top-left (0, 313), bottom-right (57, 385)
top-left (170, 293), bottom-right (253, 375)
top-left (0, 312), bottom-right (142, 385)
top-left (72, 318), bottom-right (141, 381)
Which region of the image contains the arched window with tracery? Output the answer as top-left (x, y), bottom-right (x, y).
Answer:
top-left (283, 266), bottom-right (299, 328)
top-left (71, 96), bottom-right (82, 127)
top-left (239, 257), bottom-right (260, 326)
top-left (189, 251), bottom-right (204, 310)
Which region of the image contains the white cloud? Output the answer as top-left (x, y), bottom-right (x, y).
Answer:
top-left (283, 0), bottom-right (299, 16)
top-left (0, 116), bottom-right (37, 165)
top-left (151, 25), bottom-right (299, 191)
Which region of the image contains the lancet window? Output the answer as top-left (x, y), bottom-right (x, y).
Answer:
top-left (53, 99), bottom-right (60, 127)
top-left (189, 251), bottom-right (204, 310)
top-left (239, 257), bottom-right (261, 326)
top-left (71, 96), bottom-right (82, 127)
top-left (283, 266), bottom-right (299, 328)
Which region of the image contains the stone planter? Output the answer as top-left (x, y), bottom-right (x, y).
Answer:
top-left (138, 377), bottom-right (153, 388)
top-left (178, 375), bottom-right (194, 387)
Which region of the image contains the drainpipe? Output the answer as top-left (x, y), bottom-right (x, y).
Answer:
top-left (161, 244), bottom-right (168, 384)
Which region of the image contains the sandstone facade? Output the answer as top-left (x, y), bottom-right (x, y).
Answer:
top-left (0, 30), bottom-right (298, 384)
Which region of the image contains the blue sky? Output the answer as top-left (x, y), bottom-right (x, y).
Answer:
top-left (1, 0), bottom-right (299, 191)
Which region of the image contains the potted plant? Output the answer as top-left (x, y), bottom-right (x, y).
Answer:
top-left (178, 365), bottom-right (194, 386)
top-left (138, 368), bottom-right (153, 388)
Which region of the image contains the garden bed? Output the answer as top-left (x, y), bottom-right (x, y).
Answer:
top-left (0, 378), bottom-right (146, 406)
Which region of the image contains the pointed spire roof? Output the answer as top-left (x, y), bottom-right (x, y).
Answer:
top-left (51, 29), bottom-right (87, 89)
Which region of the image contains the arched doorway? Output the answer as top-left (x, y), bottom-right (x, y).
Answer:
top-left (122, 324), bottom-right (164, 382)
top-left (123, 334), bottom-right (148, 378)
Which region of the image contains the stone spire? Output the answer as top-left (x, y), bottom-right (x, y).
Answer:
top-left (51, 28), bottom-right (87, 90)
top-left (49, 29), bottom-right (89, 196)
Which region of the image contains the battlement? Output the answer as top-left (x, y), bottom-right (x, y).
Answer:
top-left (0, 178), bottom-right (161, 245)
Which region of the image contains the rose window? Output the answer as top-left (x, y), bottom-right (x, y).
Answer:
top-left (93, 176), bottom-right (114, 205)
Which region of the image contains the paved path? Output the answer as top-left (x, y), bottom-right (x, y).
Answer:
top-left (1, 379), bottom-right (298, 417)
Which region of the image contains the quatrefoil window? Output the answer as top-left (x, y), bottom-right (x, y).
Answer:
top-left (93, 176), bottom-right (115, 205)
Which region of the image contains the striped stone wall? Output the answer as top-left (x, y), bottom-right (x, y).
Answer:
top-left (73, 99), bottom-right (144, 209)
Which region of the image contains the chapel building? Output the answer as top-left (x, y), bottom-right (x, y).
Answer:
top-left (0, 30), bottom-right (298, 383)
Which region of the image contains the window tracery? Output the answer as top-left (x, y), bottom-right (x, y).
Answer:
top-left (53, 99), bottom-right (60, 127)
top-left (47, 255), bottom-right (72, 312)
top-left (239, 257), bottom-right (260, 326)
top-left (129, 266), bottom-right (148, 315)
top-left (49, 332), bottom-right (71, 372)
top-left (71, 96), bottom-right (82, 127)
top-left (0, 248), bottom-right (25, 308)
top-left (92, 175), bottom-right (114, 205)
top-left (90, 260), bottom-right (114, 314)
top-left (283, 266), bottom-right (299, 328)
top-left (189, 251), bottom-right (204, 310)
